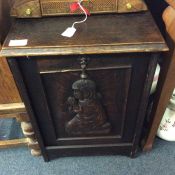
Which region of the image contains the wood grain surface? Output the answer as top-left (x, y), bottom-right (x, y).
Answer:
top-left (0, 0), bottom-right (22, 104)
top-left (0, 57), bottom-right (22, 104)
top-left (0, 138), bottom-right (28, 148)
top-left (1, 12), bottom-right (168, 57)
top-left (0, 102), bottom-right (25, 115)
top-left (143, 0), bottom-right (175, 151)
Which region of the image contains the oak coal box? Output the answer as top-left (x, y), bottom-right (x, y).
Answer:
top-left (0, 12), bottom-right (168, 161)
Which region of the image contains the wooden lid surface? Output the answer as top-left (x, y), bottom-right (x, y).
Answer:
top-left (1, 12), bottom-right (168, 57)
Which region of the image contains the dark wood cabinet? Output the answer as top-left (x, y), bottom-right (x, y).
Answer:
top-left (0, 12), bottom-right (168, 161)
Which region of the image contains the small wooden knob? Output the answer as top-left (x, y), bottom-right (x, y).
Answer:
top-left (25, 8), bottom-right (32, 15)
top-left (126, 3), bottom-right (132, 10)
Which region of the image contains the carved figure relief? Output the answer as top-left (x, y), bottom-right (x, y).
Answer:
top-left (65, 58), bottom-right (111, 136)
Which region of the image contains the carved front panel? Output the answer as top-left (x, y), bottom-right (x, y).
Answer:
top-left (16, 53), bottom-right (154, 158)
top-left (29, 54), bottom-right (150, 147)
top-left (40, 66), bottom-right (131, 140)
top-left (65, 58), bottom-right (111, 136)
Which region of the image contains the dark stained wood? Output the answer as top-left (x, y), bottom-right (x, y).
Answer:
top-left (46, 144), bottom-right (133, 160)
top-left (1, 12), bottom-right (168, 57)
top-left (65, 57), bottom-right (112, 136)
top-left (9, 52), bottom-right (160, 160)
top-left (5, 12), bottom-right (167, 161)
top-left (131, 53), bottom-right (158, 155)
top-left (8, 58), bottom-right (48, 160)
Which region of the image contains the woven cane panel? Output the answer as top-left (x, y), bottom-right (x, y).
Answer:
top-left (12, 0), bottom-right (33, 6)
top-left (40, 0), bottom-right (117, 16)
top-left (11, 0), bottom-right (41, 17)
top-left (90, 0), bottom-right (117, 11)
top-left (118, 0), bottom-right (147, 13)
top-left (11, 0), bottom-right (148, 17)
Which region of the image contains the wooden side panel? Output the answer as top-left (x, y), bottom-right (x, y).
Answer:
top-left (0, 57), bottom-right (22, 104)
top-left (12, 52), bottom-right (155, 159)
top-left (0, 0), bottom-right (22, 104)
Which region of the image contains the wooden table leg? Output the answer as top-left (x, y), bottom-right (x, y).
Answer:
top-left (143, 47), bottom-right (175, 151)
top-left (0, 103), bottom-right (41, 156)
